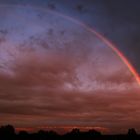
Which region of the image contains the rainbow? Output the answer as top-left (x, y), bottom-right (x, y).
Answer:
top-left (96, 32), bottom-right (140, 86)
top-left (53, 11), bottom-right (140, 86)
top-left (0, 4), bottom-right (140, 86)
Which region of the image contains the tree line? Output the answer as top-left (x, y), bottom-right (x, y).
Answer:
top-left (0, 125), bottom-right (139, 140)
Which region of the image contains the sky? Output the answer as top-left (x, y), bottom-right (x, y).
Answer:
top-left (0, 0), bottom-right (140, 134)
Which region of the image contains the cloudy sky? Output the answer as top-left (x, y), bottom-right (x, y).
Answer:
top-left (0, 0), bottom-right (140, 134)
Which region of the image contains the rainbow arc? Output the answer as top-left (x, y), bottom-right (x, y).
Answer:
top-left (0, 4), bottom-right (139, 86)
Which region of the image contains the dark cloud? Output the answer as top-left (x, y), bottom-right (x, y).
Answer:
top-left (0, 41), bottom-right (139, 134)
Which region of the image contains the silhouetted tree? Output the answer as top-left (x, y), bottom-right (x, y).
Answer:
top-left (37, 130), bottom-right (47, 140)
top-left (128, 128), bottom-right (137, 136)
top-left (88, 129), bottom-right (102, 136)
top-left (0, 125), bottom-right (15, 139)
top-left (71, 128), bottom-right (80, 134)
top-left (0, 124), bottom-right (140, 140)
top-left (18, 130), bottom-right (29, 140)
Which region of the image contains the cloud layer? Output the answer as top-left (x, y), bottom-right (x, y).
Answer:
top-left (0, 6), bottom-right (139, 134)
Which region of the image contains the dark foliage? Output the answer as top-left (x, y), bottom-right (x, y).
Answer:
top-left (0, 125), bottom-right (139, 140)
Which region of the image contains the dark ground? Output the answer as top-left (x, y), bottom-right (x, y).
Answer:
top-left (0, 125), bottom-right (139, 140)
